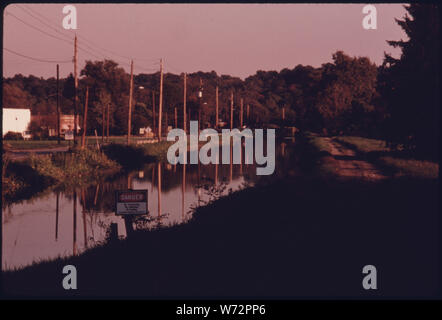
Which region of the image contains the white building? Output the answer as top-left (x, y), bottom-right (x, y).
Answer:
top-left (2, 108), bottom-right (31, 137)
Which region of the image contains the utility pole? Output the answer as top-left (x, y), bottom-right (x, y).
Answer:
top-left (81, 87), bottom-right (89, 149)
top-left (127, 60), bottom-right (134, 145)
top-left (56, 64), bottom-right (60, 144)
top-left (198, 78), bottom-right (202, 133)
top-left (158, 59), bottom-right (164, 140)
top-left (102, 100), bottom-right (105, 144)
top-left (106, 103), bottom-right (110, 141)
top-left (174, 107), bottom-right (177, 128)
top-left (152, 91), bottom-right (156, 137)
top-left (240, 97), bottom-right (243, 128)
top-left (282, 106), bottom-right (285, 122)
top-left (230, 91), bottom-right (234, 130)
top-left (247, 104), bottom-right (250, 124)
top-left (74, 34), bottom-right (78, 145)
top-left (215, 86), bottom-right (219, 129)
top-left (183, 73), bottom-right (187, 132)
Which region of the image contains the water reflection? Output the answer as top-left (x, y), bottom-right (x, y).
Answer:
top-left (2, 141), bottom-right (296, 270)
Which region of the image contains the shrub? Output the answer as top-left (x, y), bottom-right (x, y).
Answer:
top-left (103, 143), bottom-right (151, 169)
top-left (3, 131), bottom-right (23, 140)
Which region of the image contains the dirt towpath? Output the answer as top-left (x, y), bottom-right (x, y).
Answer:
top-left (323, 137), bottom-right (386, 181)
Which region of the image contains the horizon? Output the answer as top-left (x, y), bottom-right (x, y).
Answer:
top-left (3, 4), bottom-right (407, 80)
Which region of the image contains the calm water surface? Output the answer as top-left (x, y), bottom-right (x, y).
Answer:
top-left (2, 140), bottom-right (296, 270)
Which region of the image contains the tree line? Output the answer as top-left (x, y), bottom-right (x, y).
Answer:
top-left (2, 4), bottom-right (438, 159)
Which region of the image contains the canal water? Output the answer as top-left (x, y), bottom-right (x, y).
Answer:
top-left (2, 140), bottom-right (296, 270)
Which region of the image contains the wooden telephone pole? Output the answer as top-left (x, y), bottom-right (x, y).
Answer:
top-left (174, 107), bottom-right (177, 128)
top-left (152, 91), bottom-right (156, 137)
top-left (215, 86), bottom-right (219, 129)
top-left (198, 78), bottom-right (202, 133)
top-left (183, 73), bottom-right (187, 132)
top-left (56, 64), bottom-right (60, 144)
top-left (158, 59), bottom-right (164, 140)
top-left (247, 104), bottom-right (250, 124)
top-left (106, 103), bottom-right (110, 141)
top-left (81, 87), bottom-right (89, 149)
top-left (240, 98), bottom-right (243, 128)
top-left (74, 35), bottom-right (78, 145)
top-left (102, 101), bottom-right (105, 144)
top-left (127, 60), bottom-right (134, 145)
top-left (230, 91), bottom-right (234, 130)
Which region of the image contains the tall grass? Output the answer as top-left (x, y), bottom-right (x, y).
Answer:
top-left (335, 136), bottom-right (438, 179)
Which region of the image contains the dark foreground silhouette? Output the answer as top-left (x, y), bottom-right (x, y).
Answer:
top-left (2, 140), bottom-right (438, 298)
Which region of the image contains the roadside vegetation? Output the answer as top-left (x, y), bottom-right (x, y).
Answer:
top-left (2, 147), bottom-right (120, 206)
top-left (335, 136), bottom-right (438, 179)
top-left (4, 136), bottom-right (153, 150)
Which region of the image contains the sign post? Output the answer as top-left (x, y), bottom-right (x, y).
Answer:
top-left (115, 190), bottom-right (148, 237)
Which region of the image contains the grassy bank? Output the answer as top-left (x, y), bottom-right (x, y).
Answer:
top-left (2, 140), bottom-right (173, 204)
top-left (102, 141), bottom-right (172, 169)
top-left (335, 136), bottom-right (438, 179)
top-left (299, 132), bottom-right (336, 176)
top-left (2, 148), bottom-right (120, 205)
top-left (4, 136), bottom-right (154, 150)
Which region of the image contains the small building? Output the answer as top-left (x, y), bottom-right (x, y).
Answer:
top-left (2, 108), bottom-right (31, 137)
top-left (31, 114), bottom-right (81, 136)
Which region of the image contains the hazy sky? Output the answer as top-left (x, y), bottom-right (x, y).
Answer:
top-left (3, 4), bottom-right (408, 79)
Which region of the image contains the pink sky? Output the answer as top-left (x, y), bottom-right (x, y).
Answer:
top-left (3, 4), bottom-right (408, 79)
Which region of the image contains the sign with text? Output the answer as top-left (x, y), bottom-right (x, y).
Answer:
top-left (115, 190), bottom-right (148, 215)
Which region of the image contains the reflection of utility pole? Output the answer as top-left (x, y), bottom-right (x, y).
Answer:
top-left (198, 161), bottom-right (201, 207)
top-left (182, 163), bottom-right (186, 221)
top-left (55, 191), bottom-right (59, 241)
top-left (56, 64), bottom-right (60, 145)
top-left (157, 162), bottom-right (162, 224)
top-left (73, 189), bottom-right (77, 255)
top-left (229, 144), bottom-right (233, 183)
top-left (74, 35), bottom-right (78, 145)
top-left (81, 189), bottom-right (87, 249)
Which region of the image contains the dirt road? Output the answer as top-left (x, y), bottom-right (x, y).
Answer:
top-left (323, 137), bottom-right (385, 181)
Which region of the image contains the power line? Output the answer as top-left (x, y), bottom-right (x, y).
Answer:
top-left (6, 11), bottom-right (73, 46)
top-left (5, 9), bottom-right (161, 73)
top-left (3, 47), bottom-right (72, 63)
top-left (16, 5), bottom-right (161, 64)
top-left (16, 4), bottom-right (73, 41)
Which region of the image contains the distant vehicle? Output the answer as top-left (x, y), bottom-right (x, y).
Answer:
top-left (22, 131), bottom-right (32, 140)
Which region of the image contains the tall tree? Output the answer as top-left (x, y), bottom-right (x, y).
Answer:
top-left (383, 4), bottom-right (439, 158)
